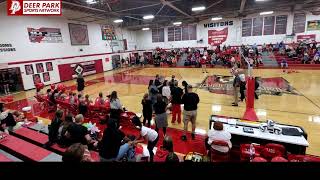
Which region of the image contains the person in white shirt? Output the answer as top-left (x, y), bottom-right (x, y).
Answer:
top-left (205, 121), bottom-right (232, 153)
top-left (132, 116), bottom-right (159, 162)
top-left (162, 80), bottom-right (171, 105)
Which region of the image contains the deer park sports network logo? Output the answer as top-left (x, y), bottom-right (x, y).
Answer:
top-left (7, 0), bottom-right (62, 16)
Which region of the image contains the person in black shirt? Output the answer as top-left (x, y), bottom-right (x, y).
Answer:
top-left (182, 80), bottom-right (188, 94)
top-left (65, 114), bottom-right (97, 147)
top-left (171, 81), bottom-right (183, 124)
top-left (141, 93), bottom-right (152, 127)
top-left (99, 118), bottom-right (135, 161)
top-left (153, 94), bottom-right (168, 136)
top-left (46, 110), bottom-right (64, 147)
top-left (181, 85), bottom-right (199, 141)
top-left (232, 73), bottom-right (241, 106)
top-left (77, 74), bottom-right (85, 95)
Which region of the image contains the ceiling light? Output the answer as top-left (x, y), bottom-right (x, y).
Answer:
top-left (113, 19), bottom-right (123, 23)
top-left (192, 6), bottom-right (206, 12)
top-left (143, 15), bottom-right (154, 20)
top-left (173, 22), bottom-right (182, 25)
top-left (256, 0), bottom-right (268, 2)
top-left (86, 0), bottom-right (97, 4)
top-left (260, 11), bottom-right (274, 15)
top-left (142, 28), bottom-right (150, 31)
top-left (211, 17), bottom-right (223, 21)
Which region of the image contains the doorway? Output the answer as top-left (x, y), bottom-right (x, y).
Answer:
top-left (0, 67), bottom-right (23, 95)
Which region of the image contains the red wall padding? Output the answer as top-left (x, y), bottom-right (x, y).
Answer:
top-left (58, 59), bottom-right (103, 82)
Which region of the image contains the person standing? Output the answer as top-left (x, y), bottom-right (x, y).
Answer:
top-left (239, 74), bottom-right (246, 102)
top-left (232, 72), bottom-right (241, 106)
top-left (162, 80), bottom-right (171, 105)
top-left (109, 91), bottom-right (123, 121)
top-left (141, 93), bottom-right (153, 127)
top-left (181, 85), bottom-right (200, 141)
top-left (77, 74), bottom-right (85, 95)
top-left (153, 94), bottom-right (168, 137)
top-left (171, 81), bottom-right (183, 124)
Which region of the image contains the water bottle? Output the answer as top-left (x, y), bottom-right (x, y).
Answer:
top-left (249, 144), bottom-right (255, 160)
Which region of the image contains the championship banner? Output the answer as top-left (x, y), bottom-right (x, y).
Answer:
top-left (27, 27), bottom-right (63, 43)
top-left (297, 34), bottom-right (316, 43)
top-left (101, 25), bottom-right (117, 40)
top-left (307, 20), bottom-right (320, 31)
top-left (208, 28), bottom-right (228, 46)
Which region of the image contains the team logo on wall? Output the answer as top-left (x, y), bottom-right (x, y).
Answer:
top-left (198, 75), bottom-right (300, 96)
top-left (7, 0), bottom-right (62, 16)
top-left (208, 28), bottom-right (228, 46)
top-left (68, 23), bottom-right (89, 45)
top-left (101, 25), bottom-right (117, 40)
top-left (74, 64), bottom-right (84, 75)
top-left (27, 27), bottom-right (63, 43)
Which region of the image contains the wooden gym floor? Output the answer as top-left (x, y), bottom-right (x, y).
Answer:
top-left (9, 66), bottom-right (320, 156)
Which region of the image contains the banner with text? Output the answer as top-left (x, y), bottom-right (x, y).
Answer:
top-left (28, 27), bottom-right (63, 43)
top-left (297, 34), bottom-right (316, 43)
top-left (208, 28), bottom-right (228, 46)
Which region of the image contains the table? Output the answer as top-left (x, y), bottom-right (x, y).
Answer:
top-left (209, 115), bottom-right (309, 154)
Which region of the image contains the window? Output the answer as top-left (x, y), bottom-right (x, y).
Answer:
top-left (242, 19), bottom-right (252, 37)
top-left (168, 25), bottom-right (197, 41)
top-left (252, 17), bottom-right (263, 36)
top-left (263, 16), bottom-right (275, 35)
top-left (242, 15), bottom-right (287, 36)
top-left (152, 28), bottom-right (164, 42)
top-left (293, 13), bottom-right (306, 34)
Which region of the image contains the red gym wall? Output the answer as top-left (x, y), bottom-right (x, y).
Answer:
top-left (58, 59), bottom-right (103, 81)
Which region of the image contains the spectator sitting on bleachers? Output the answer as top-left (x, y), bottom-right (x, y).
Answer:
top-left (62, 143), bottom-right (93, 162)
top-left (162, 136), bottom-right (179, 162)
top-left (65, 114), bottom-right (98, 148)
top-left (57, 113), bottom-right (74, 147)
top-left (302, 52), bottom-right (310, 64)
top-left (0, 102), bottom-right (17, 133)
top-left (99, 118), bottom-right (135, 162)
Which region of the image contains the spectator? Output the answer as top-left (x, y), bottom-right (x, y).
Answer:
top-left (181, 85), bottom-right (200, 141)
top-left (132, 116), bottom-right (159, 162)
top-left (57, 113), bottom-right (74, 147)
top-left (99, 118), bottom-right (135, 162)
top-left (46, 110), bottom-right (64, 147)
top-left (232, 72), bottom-right (241, 107)
top-left (153, 94), bottom-right (168, 137)
top-left (65, 114), bottom-right (97, 147)
top-left (78, 94), bottom-right (88, 116)
top-left (110, 91), bottom-right (123, 121)
top-left (171, 81), bottom-right (183, 124)
top-left (148, 80), bottom-right (159, 106)
top-left (0, 103), bottom-right (16, 133)
top-left (162, 136), bottom-right (179, 162)
top-left (181, 81), bottom-right (188, 94)
top-left (141, 93), bottom-right (152, 127)
top-left (162, 80), bottom-right (171, 105)
top-left (205, 121), bottom-right (232, 153)
top-left (62, 143), bottom-right (93, 162)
